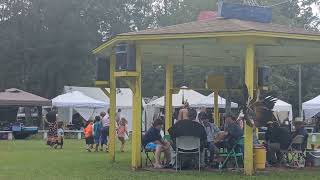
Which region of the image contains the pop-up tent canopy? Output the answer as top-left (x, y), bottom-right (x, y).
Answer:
top-left (0, 88), bottom-right (51, 106)
top-left (63, 86), bottom-right (145, 131)
top-left (0, 88), bottom-right (51, 126)
top-left (52, 91), bottom-right (107, 122)
top-left (273, 99), bottom-right (293, 122)
top-left (302, 95), bottom-right (320, 119)
top-left (147, 87), bottom-right (206, 108)
top-left (145, 87), bottom-right (205, 130)
top-left (52, 91), bottom-right (106, 108)
top-left (190, 92), bottom-right (238, 108)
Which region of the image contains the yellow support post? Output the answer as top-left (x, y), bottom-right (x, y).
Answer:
top-left (109, 51), bottom-right (116, 162)
top-left (131, 44), bottom-right (142, 169)
top-left (213, 90), bottom-right (219, 127)
top-left (165, 64), bottom-right (173, 133)
top-left (244, 43), bottom-right (255, 175)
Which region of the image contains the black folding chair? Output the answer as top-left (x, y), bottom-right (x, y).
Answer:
top-left (141, 145), bottom-right (155, 166)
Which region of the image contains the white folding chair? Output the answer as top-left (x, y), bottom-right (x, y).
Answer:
top-left (175, 136), bottom-right (201, 171)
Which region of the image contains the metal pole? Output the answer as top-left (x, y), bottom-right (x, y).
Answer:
top-left (299, 65), bottom-right (302, 117)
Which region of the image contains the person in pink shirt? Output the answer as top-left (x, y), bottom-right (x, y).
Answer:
top-left (100, 109), bottom-right (109, 151)
top-left (117, 117), bottom-right (128, 152)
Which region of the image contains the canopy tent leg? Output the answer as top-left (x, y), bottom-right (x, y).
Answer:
top-left (165, 64), bottom-right (173, 133)
top-left (214, 90), bottom-right (219, 127)
top-left (131, 45), bottom-right (142, 169)
top-left (109, 52), bottom-right (116, 162)
top-left (244, 43), bottom-right (255, 175)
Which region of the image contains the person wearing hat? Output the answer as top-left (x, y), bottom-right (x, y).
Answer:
top-left (265, 121), bottom-right (274, 144)
top-left (292, 118), bottom-right (308, 150)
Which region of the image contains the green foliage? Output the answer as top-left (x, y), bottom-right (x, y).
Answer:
top-left (0, 0), bottom-right (320, 118)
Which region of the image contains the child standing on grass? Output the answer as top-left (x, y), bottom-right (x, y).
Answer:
top-left (84, 120), bottom-right (94, 152)
top-left (45, 111), bottom-right (58, 147)
top-left (57, 122), bottom-right (64, 149)
top-left (93, 116), bottom-right (102, 152)
top-left (117, 117), bottom-right (128, 152)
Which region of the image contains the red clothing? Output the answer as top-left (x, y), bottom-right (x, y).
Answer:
top-left (84, 123), bottom-right (93, 138)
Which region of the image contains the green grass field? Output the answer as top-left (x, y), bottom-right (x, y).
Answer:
top-left (0, 139), bottom-right (320, 180)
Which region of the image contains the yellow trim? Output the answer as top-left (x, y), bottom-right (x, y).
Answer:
top-left (171, 87), bottom-right (242, 91)
top-left (244, 43), bottom-right (255, 175)
top-left (95, 80), bottom-right (109, 85)
top-left (131, 45), bottom-right (142, 169)
top-left (93, 31), bottom-right (320, 54)
top-left (109, 52), bottom-right (116, 162)
top-left (165, 64), bottom-right (173, 133)
top-left (115, 71), bottom-right (139, 77)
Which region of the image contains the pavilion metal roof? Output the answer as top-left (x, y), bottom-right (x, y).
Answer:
top-left (121, 18), bottom-right (320, 36)
top-left (93, 18), bottom-right (320, 67)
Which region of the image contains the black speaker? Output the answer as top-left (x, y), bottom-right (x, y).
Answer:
top-left (258, 66), bottom-right (270, 86)
top-left (115, 43), bottom-right (136, 71)
top-left (96, 57), bottom-right (110, 81)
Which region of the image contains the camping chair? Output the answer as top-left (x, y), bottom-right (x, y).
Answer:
top-left (141, 135), bottom-right (172, 167)
top-left (175, 136), bottom-right (201, 171)
top-left (218, 137), bottom-right (244, 170)
top-left (141, 144), bottom-right (155, 167)
top-left (280, 135), bottom-right (306, 168)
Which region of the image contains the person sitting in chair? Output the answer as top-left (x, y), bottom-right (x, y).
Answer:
top-left (169, 108), bottom-right (207, 148)
top-left (168, 108), bottom-right (207, 168)
top-left (266, 122), bottom-right (291, 165)
top-left (142, 118), bottom-right (171, 168)
top-left (292, 119), bottom-right (308, 151)
top-left (199, 114), bottom-right (220, 163)
top-left (216, 116), bottom-right (243, 150)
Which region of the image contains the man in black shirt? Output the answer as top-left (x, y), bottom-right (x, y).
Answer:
top-left (292, 120), bottom-right (308, 151)
top-left (266, 122), bottom-right (291, 165)
top-left (142, 119), bottom-right (170, 168)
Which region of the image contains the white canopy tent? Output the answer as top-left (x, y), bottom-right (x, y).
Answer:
top-left (62, 86), bottom-right (146, 131)
top-left (273, 99), bottom-right (293, 122)
top-left (190, 92), bottom-right (238, 108)
top-left (52, 91), bottom-right (107, 122)
top-left (144, 87), bottom-right (205, 130)
top-left (302, 95), bottom-right (320, 119)
top-left (147, 87), bottom-right (206, 108)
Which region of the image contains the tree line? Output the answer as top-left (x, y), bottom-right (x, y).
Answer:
top-left (0, 0), bottom-right (320, 116)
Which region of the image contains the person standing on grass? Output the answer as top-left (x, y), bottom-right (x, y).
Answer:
top-left (100, 110), bottom-right (109, 151)
top-left (117, 117), bottom-right (128, 152)
top-left (57, 122), bottom-right (64, 149)
top-left (45, 111), bottom-right (58, 147)
top-left (84, 120), bottom-right (94, 152)
top-left (93, 116), bottom-right (102, 152)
